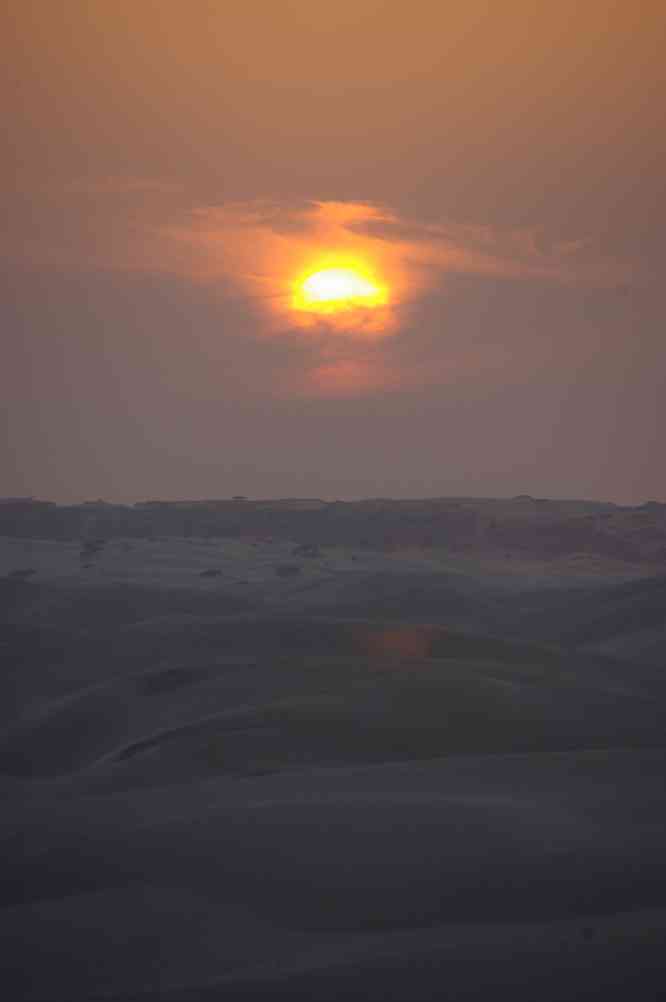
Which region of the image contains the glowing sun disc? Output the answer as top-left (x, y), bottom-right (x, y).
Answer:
top-left (294, 267), bottom-right (388, 313)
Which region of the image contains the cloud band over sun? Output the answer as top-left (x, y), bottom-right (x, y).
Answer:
top-left (159, 198), bottom-right (624, 329)
top-left (161, 200), bottom-right (412, 340)
top-left (152, 197), bottom-right (631, 396)
top-left (6, 186), bottom-right (632, 398)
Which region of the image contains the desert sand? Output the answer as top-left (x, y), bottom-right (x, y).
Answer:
top-left (2, 500), bottom-right (666, 999)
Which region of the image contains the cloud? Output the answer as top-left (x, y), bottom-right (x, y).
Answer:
top-left (146, 198), bottom-right (631, 395)
top-left (2, 187), bottom-right (632, 398)
top-left (349, 213), bottom-right (626, 286)
top-left (154, 198), bottom-right (629, 306)
top-left (5, 185), bottom-right (628, 296)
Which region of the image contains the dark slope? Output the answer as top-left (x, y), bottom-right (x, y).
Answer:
top-left (3, 750), bottom-right (666, 1000)
top-left (501, 574), bottom-right (666, 664)
top-left (2, 583), bottom-right (663, 786)
top-left (2, 569), bottom-right (666, 1000)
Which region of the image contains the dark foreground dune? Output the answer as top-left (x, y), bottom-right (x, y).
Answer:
top-left (1, 527), bottom-right (666, 999)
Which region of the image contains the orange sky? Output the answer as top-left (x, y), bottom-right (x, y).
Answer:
top-left (1, 1), bottom-right (664, 501)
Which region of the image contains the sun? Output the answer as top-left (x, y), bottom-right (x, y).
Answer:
top-left (292, 264), bottom-right (388, 314)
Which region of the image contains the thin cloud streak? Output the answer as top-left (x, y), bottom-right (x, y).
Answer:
top-left (159, 198), bottom-right (630, 297)
top-left (4, 187), bottom-right (629, 289)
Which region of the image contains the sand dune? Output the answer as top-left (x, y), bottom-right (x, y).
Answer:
top-left (2, 529), bottom-right (666, 999)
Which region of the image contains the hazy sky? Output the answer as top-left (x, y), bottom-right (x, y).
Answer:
top-left (2, 1), bottom-right (664, 503)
